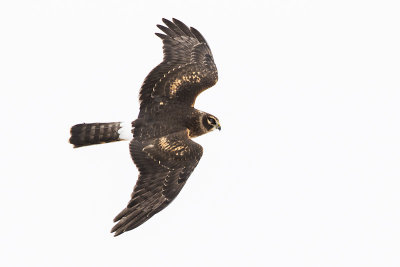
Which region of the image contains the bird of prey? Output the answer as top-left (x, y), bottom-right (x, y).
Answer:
top-left (69, 18), bottom-right (220, 236)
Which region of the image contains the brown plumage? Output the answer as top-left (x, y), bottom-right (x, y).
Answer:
top-left (69, 18), bottom-right (220, 236)
top-left (69, 122), bottom-right (126, 148)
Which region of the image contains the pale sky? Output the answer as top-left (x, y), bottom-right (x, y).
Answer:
top-left (1, 1), bottom-right (400, 266)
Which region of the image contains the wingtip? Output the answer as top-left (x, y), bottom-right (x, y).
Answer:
top-left (111, 223), bottom-right (120, 233)
top-left (111, 230), bottom-right (123, 237)
top-left (190, 26), bottom-right (207, 43)
top-left (171, 18), bottom-right (181, 24)
top-left (155, 32), bottom-right (167, 39)
top-left (111, 225), bottom-right (124, 237)
top-left (161, 18), bottom-right (171, 24)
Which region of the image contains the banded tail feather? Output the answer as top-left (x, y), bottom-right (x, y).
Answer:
top-left (69, 122), bottom-right (132, 148)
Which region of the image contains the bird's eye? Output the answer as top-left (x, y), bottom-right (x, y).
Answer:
top-left (208, 117), bottom-right (216, 125)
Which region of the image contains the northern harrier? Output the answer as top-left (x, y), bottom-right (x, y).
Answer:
top-left (69, 19), bottom-right (220, 236)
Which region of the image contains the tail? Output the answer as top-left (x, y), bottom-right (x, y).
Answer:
top-left (69, 122), bottom-right (132, 148)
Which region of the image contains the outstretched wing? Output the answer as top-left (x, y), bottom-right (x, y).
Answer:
top-left (111, 130), bottom-right (203, 236)
top-left (139, 18), bottom-right (218, 116)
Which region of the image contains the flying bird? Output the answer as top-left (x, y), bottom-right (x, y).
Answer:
top-left (69, 18), bottom-right (220, 236)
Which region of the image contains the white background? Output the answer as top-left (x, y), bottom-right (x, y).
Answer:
top-left (1, 1), bottom-right (399, 266)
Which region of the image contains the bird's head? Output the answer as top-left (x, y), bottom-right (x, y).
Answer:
top-left (202, 114), bottom-right (221, 132)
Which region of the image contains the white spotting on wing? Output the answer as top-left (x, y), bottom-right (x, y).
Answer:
top-left (118, 121), bottom-right (133, 140)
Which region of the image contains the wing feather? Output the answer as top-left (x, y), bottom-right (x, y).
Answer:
top-left (139, 18), bottom-right (218, 116)
top-left (111, 130), bottom-right (203, 236)
top-left (156, 24), bottom-right (178, 37)
top-left (162, 18), bottom-right (186, 36)
top-left (172, 18), bottom-right (196, 38)
top-left (189, 26), bottom-right (208, 44)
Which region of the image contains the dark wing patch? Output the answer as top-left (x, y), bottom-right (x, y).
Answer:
top-left (139, 18), bottom-right (218, 115)
top-left (111, 130), bottom-right (203, 236)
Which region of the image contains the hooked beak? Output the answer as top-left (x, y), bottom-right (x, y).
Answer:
top-left (217, 123), bottom-right (221, 131)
